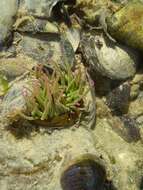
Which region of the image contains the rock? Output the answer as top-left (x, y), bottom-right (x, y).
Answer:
top-left (93, 119), bottom-right (143, 190)
top-left (130, 72), bottom-right (143, 100)
top-left (13, 17), bottom-right (59, 34)
top-left (81, 33), bottom-right (137, 80)
top-left (130, 84), bottom-right (140, 100)
top-left (107, 1), bottom-right (143, 52)
top-left (96, 97), bottom-right (141, 142)
top-left (0, 115), bottom-right (142, 190)
top-left (0, 55), bottom-right (36, 81)
top-left (0, 78), bottom-right (30, 125)
top-left (0, 0), bottom-right (18, 48)
top-left (75, 0), bottom-right (115, 24)
top-left (17, 34), bottom-right (75, 70)
top-left (119, 115), bottom-right (141, 142)
top-left (128, 98), bottom-right (143, 118)
top-left (0, 125), bottom-right (98, 190)
top-left (106, 82), bottom-right (131, 115)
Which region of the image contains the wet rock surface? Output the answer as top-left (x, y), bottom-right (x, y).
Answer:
top-left (17, 34), bottom-right (75, 67)
top-left (0, 118), bottom-right (142, 190)
top-left (0, 55), bottom-right (36, 81)
top-left (0, 0), bottom-right (18, 49)
top-left (0, 0), bottom-right (143, 190)
top-left (107, 1), bottom-right (143, 52)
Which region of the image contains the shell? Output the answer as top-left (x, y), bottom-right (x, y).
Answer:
top-left (81, 32), bottom-right (137, 80)
top-left (107, 1), bottom-right (143, 52)
top-left (106, 82), bottom-right (131, 115)
top-left (18, 0), bottom-right (75, 19)
top-left (16, 33), bottom-right (75, 70)
top-left (61, 155), bottom-right (106, 190)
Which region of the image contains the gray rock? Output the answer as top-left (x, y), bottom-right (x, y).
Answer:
top-left (93, 119), bottom-right (143, 190)
top-left (129, 97), bottom-right (143, 118)
top-left (0, 117), bottom-right (142, 190)
top-left (81, 33), bottom-right (138, 80)
top-left (17, 34), bottom-right (75, 70)
top-left (0, 78), bottom-right (30, 125)
top-left (0, 55), bottom-right (36, 81)
top-left (96, 97), bottom-right (141, 143)
top-left (0, 0), bottom-right (18, 48)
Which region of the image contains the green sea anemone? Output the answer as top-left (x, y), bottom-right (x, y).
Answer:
top-left (20, 63), bottom-right (88, 123)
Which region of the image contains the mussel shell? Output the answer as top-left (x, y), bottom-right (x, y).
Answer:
top-left (61, 158), bottom-right (106, 190)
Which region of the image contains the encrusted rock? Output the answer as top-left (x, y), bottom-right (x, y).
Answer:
top-left (81, 33), bottom-right (137, 80)
top-left (130, 84), bottom-right (140, 100)
top-left (13, 17), bottom-right (59, 34)
top-left (0, 78), bottom-right (30, 125)
top-left (107, 1), bottom-right (143, 52)
top-left (0, 55), bottom-right (36, 81)
top-left (128, 97), bottom-right (143, 118)
top-left (0, 115), bottom-right (142, 190)
top-left (0, 0), bottom-right (18, 48)
top-left (17, 34), bottom-right (75, 69)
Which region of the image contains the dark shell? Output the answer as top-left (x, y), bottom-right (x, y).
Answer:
top-left (106, 82), bottom-right (130, 115)
top-left (61, 159), bottom-right (106, 190)
top-left (119, 115), bottom-right (141, 142)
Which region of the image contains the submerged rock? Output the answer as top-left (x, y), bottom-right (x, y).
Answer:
top-left (107, 1), bottom-right (143, 52)
top-left (96, 97), bottom-right (141, 143)
top-left (128, 97), bottom-right (143, 118)
top-left (81, 33), bottom-right (137, 80)
top-left (0, 0), bottom-right (18, 48)
top-left (106, 82), bottom-right (130, 115)
top-left (93, 119), bottom-right (143, 190)
top-left (13, 17), bottom-right (59, 34)
top-left (0, 78), bottom-right (30, 125)
top-left (0, 116), bottom-right (142, 190)
top-left (0, 55), bottom-right (36, 81)
top-left (17, 34), bottom-right (75, 70)
top-left (119, 115), bottom-right (141, 142)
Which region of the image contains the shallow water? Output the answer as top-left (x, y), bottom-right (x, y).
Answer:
top-left (0, 0), bottom-right (143, 190)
